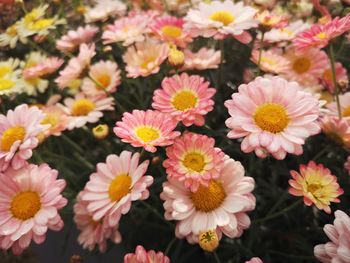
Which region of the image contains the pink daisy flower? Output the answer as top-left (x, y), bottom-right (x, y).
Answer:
top-left (281, 47), bottom-right (329, 86)
top-left (246, 258), bottom-right (263, 263)
top-left (293, 14), bottom-right (350, 51)
top-left (56, 25), bottom-right (98, 53)
top-left (61, 93), bottom-right (114, 130)
top-left (163, 133), bottom-right (225, 192)
top-left (150, 16), bottom-right (192, 48)
top-left (0, 163), bottom-right (67, 255)
top-left (326, 92), bottom-right (350, 118)
top-left (55, 43), bottom-right (96, 89)
top-left (0, 104), bottom-right (49, 171)
top-left (184, 0), bottom-right (257, 43)
top-left (84, 0), bottom-right (127, 23)
top-left (124, 245), bottom-right (170, 263)
top-left (321, 116), bottom-right (350, 150)
top-left (41, 104), bottom-right (68, 137)
top-left (321, 62), bottom-right (348, 93)
top-left (225, 76), bottom-right (321, 160)
top-left (161, 156), bottom-right (255, 243)
top-left (74, 191), bottom-right (121, 253)
top-left (288, 161), bottom-right (343, 214)
top-left (262, 20), bottom-right (310, 43)
top-left (250, 49), bottom-right (289, 74)
top-left (314, 210), bottom-right (350, 262)
top-left (123, 41), bottom-right (169, 78)
top-left (114, 110), bottom-right (180, 153)
top-left (152, 73), bottom-right (215, 126)
top-left (255, 10), bottom-right (288, 31)
top-left (82, 60), bottom-right (121, 96)
top-left (181, 48), bottom-right (221, 71)
top-left (81, 151), bottom-right (153, 226)
top-left (102, 13), bottom-right (153, 47)
top-left (23, 57), bottom-right (63, 79)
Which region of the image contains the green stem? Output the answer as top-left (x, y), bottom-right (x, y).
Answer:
top-left (328, 43), bottom-right (342, 119)
top-left (164, 237), bottom-right (177, 256)
top-left (213, 252), bottom-right (221, 263)
top-left (252, 199), bottom-right (303, 225)
top-left (257, 31), bottom-right (265, 76)
top-left (312, 144), bottom-right (332, 161)
top-left (140, 201), bottom-right (173, 227)
top-left (61, 134), bottom-right (85, 154)
top-left (73, 152), bottom-right (95, 170)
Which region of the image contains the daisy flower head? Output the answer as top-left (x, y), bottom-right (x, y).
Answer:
top-left (17, 4), bottom-right (65, 38)
top-left (314, 210), bottom-right (350, 263)
top-left (321, 116), bottom-right (350, 150)
top-left (250, 49), bottom-right (289, 74)
top-left (114, 110), bottom-right (180, 153)
top-left (0, 104), bottom-right (49, 171)
top-left (23, 57), bottom-right (63, 79)
top-left (161, 156), bottom-right (255, 242)
top-left (41, 105), bottom-right (68, 137)
top-left (124, 245), bottom-right (170, 263)
top-left (225, 76), bottom-right (321, 160)
top-left (152, 73), bottom-right (216, 127)
top-left (163, 133), bottom-right (225, 192)
top-left (123, 41), bottom-right (169, 78)
top-left (55, 43), bottom-right (96, 90)
top-left (289, 161), bottom-right (343, 214)
top-left (281, 47), bottom-right (328, 86)
top-left (0, 58), bottom-right (23, 96)
top-left (326, 92), bottom-right (350, 119)
top-left (61, 92), bottom-right (114, 130)
top-left (21, 52), bottom-right (49, 96)
top-left (85, 0), bottom-right (127, 23)
top-left (82, 60), bottom-right (121, 96)
top-left (255, 10), bottom-right (287, 32)
top-left (150, 16), bottom-right (192, 48)
top-left (293, 14), bottom-right (350, 51)
top-left (181, 48), bottom-right (221, 71)
top-left (102, 14), bottom-right (150, 47)
top-left (0, 22), bottom-right (26, 49)
top-left (0, 163), bottom-right (67, 255)
top-left (82, 151), bottom-right (153, 226)
top-left (262, 20), bottom-right (310, 43)
top-left (74, 191), bottom-right (121, 253)
top-left (184, 0), bottom-right (258, 43)
top-left (321, 62), bottom-right (348, 93)
top-left (56, 25), bottom-right (98, 53)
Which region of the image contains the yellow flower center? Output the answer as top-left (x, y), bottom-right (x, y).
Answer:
top-left (343, 106), bottom-right (350, 117)
top-left (280, 28), bottom-right (293, 36)
top-left (307, 183), bottom-right (322, 194)
top-left (6, 25), bottom-right (18, 37)
top-left (108, 174), bottom-right (132, 202)
top-left (96, 75), bottom-right (111, 89)
top-left (71, 99), bottom-right (95, 116)
top-left (41, 114), bottom-right (59, 128)
top-left (172, 90), bottom-right (197, 111)
top-left (141, 57), bottom-right (156, 69)
top-left (28, 18), bottom-right (55, 31)
top-left (0, 79), bottom-right (15, 91)
top-left (182, 152), bottom-right (205, 173)
top-left (0, 66), bottom-right (12, 78)
top-left (10, 191), bottom-right (41, 220)
top-left (191, 180), bottom-right (226, 212)
top-left (68, 79), bottom-right (82, 90)
top-left (261, 57), bottom-right (277, 66)
top-left (292, 57), bottom-right (311, 74)
top-left (254, 103), bottom-right (289, 133)
top-left (210, 11), bottom-right (235, 26)
top-left (135, 126), bottom-right (160, 142)
top-left (316, 32), bottom-right (327, 40)
top-left (161, 25), bottom-right (183, 38)
top-left (1, 126), bottom-right (26, 152)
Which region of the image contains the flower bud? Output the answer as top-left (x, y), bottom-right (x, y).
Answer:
top-left (199, 230), bottom-right (219, 252)
top-left (168, 48), bottom-right (185, 68)
top-left (93, 124), bottom-right (109, 140)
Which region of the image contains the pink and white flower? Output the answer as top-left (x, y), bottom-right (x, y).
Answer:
top-left (184, 0), bottom-right (257, 43)
top-left (250, 49), bottom-right (289, 74)
top-left (124, 245), bottom-right (170, 263)
top-left (152, 73), bottom-right (216, 126)
top-left (81, 151), bottom-right (153, 226)
top-left (326, 92), bottom-right (350, 119)
top-left (161, 156), bottom-right (255, 243)
top-left (114, 110), bottom-right (180, 153)
top-left (56, 25), bottom-right (98, 53)
top-left (0, 163), bottom-right (67, 255)
top-left (314, 210), bottom-right (350, 262)
top-left (74, 191), bottom-right (121, 252)
top-left (82, 60), bottom-right (121, 96)
top-left (84, 0), bottom-right (127, 23)
top-left (225, 76), bottom-right (321, 160)
top-left (321, 62), bottom-right (348, 93)
top-left (181, 48), bottom-right (221, 71)
top-left (23, 57), bottom-right (63, 79)
top-left (321, 116), bottom-right (350, 150)
top-left (163, 133), bottom-right (225, 192)
top-left (150, 16), bottom-right (192, 48)
top-left (123, 41), bottom-right (169, 78)
top-left (0, 104), bottom-right (49, 171)
top-left (261, 20), bottom-right (310, 43)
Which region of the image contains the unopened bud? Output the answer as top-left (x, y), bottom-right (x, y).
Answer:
top-left (70, 255), bottom-right (83, 263)
top-left (93, 124), bottom-right (109, 140)
top-left (168, 48), bottom-right (185, 68)
top-left (199, 230), bottom-right (219, 252)
top-left (151, 156), bottom-right (162, 165)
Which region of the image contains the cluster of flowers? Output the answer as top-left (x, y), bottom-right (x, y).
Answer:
top-left (0, 0), bottom-right (349, 262)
